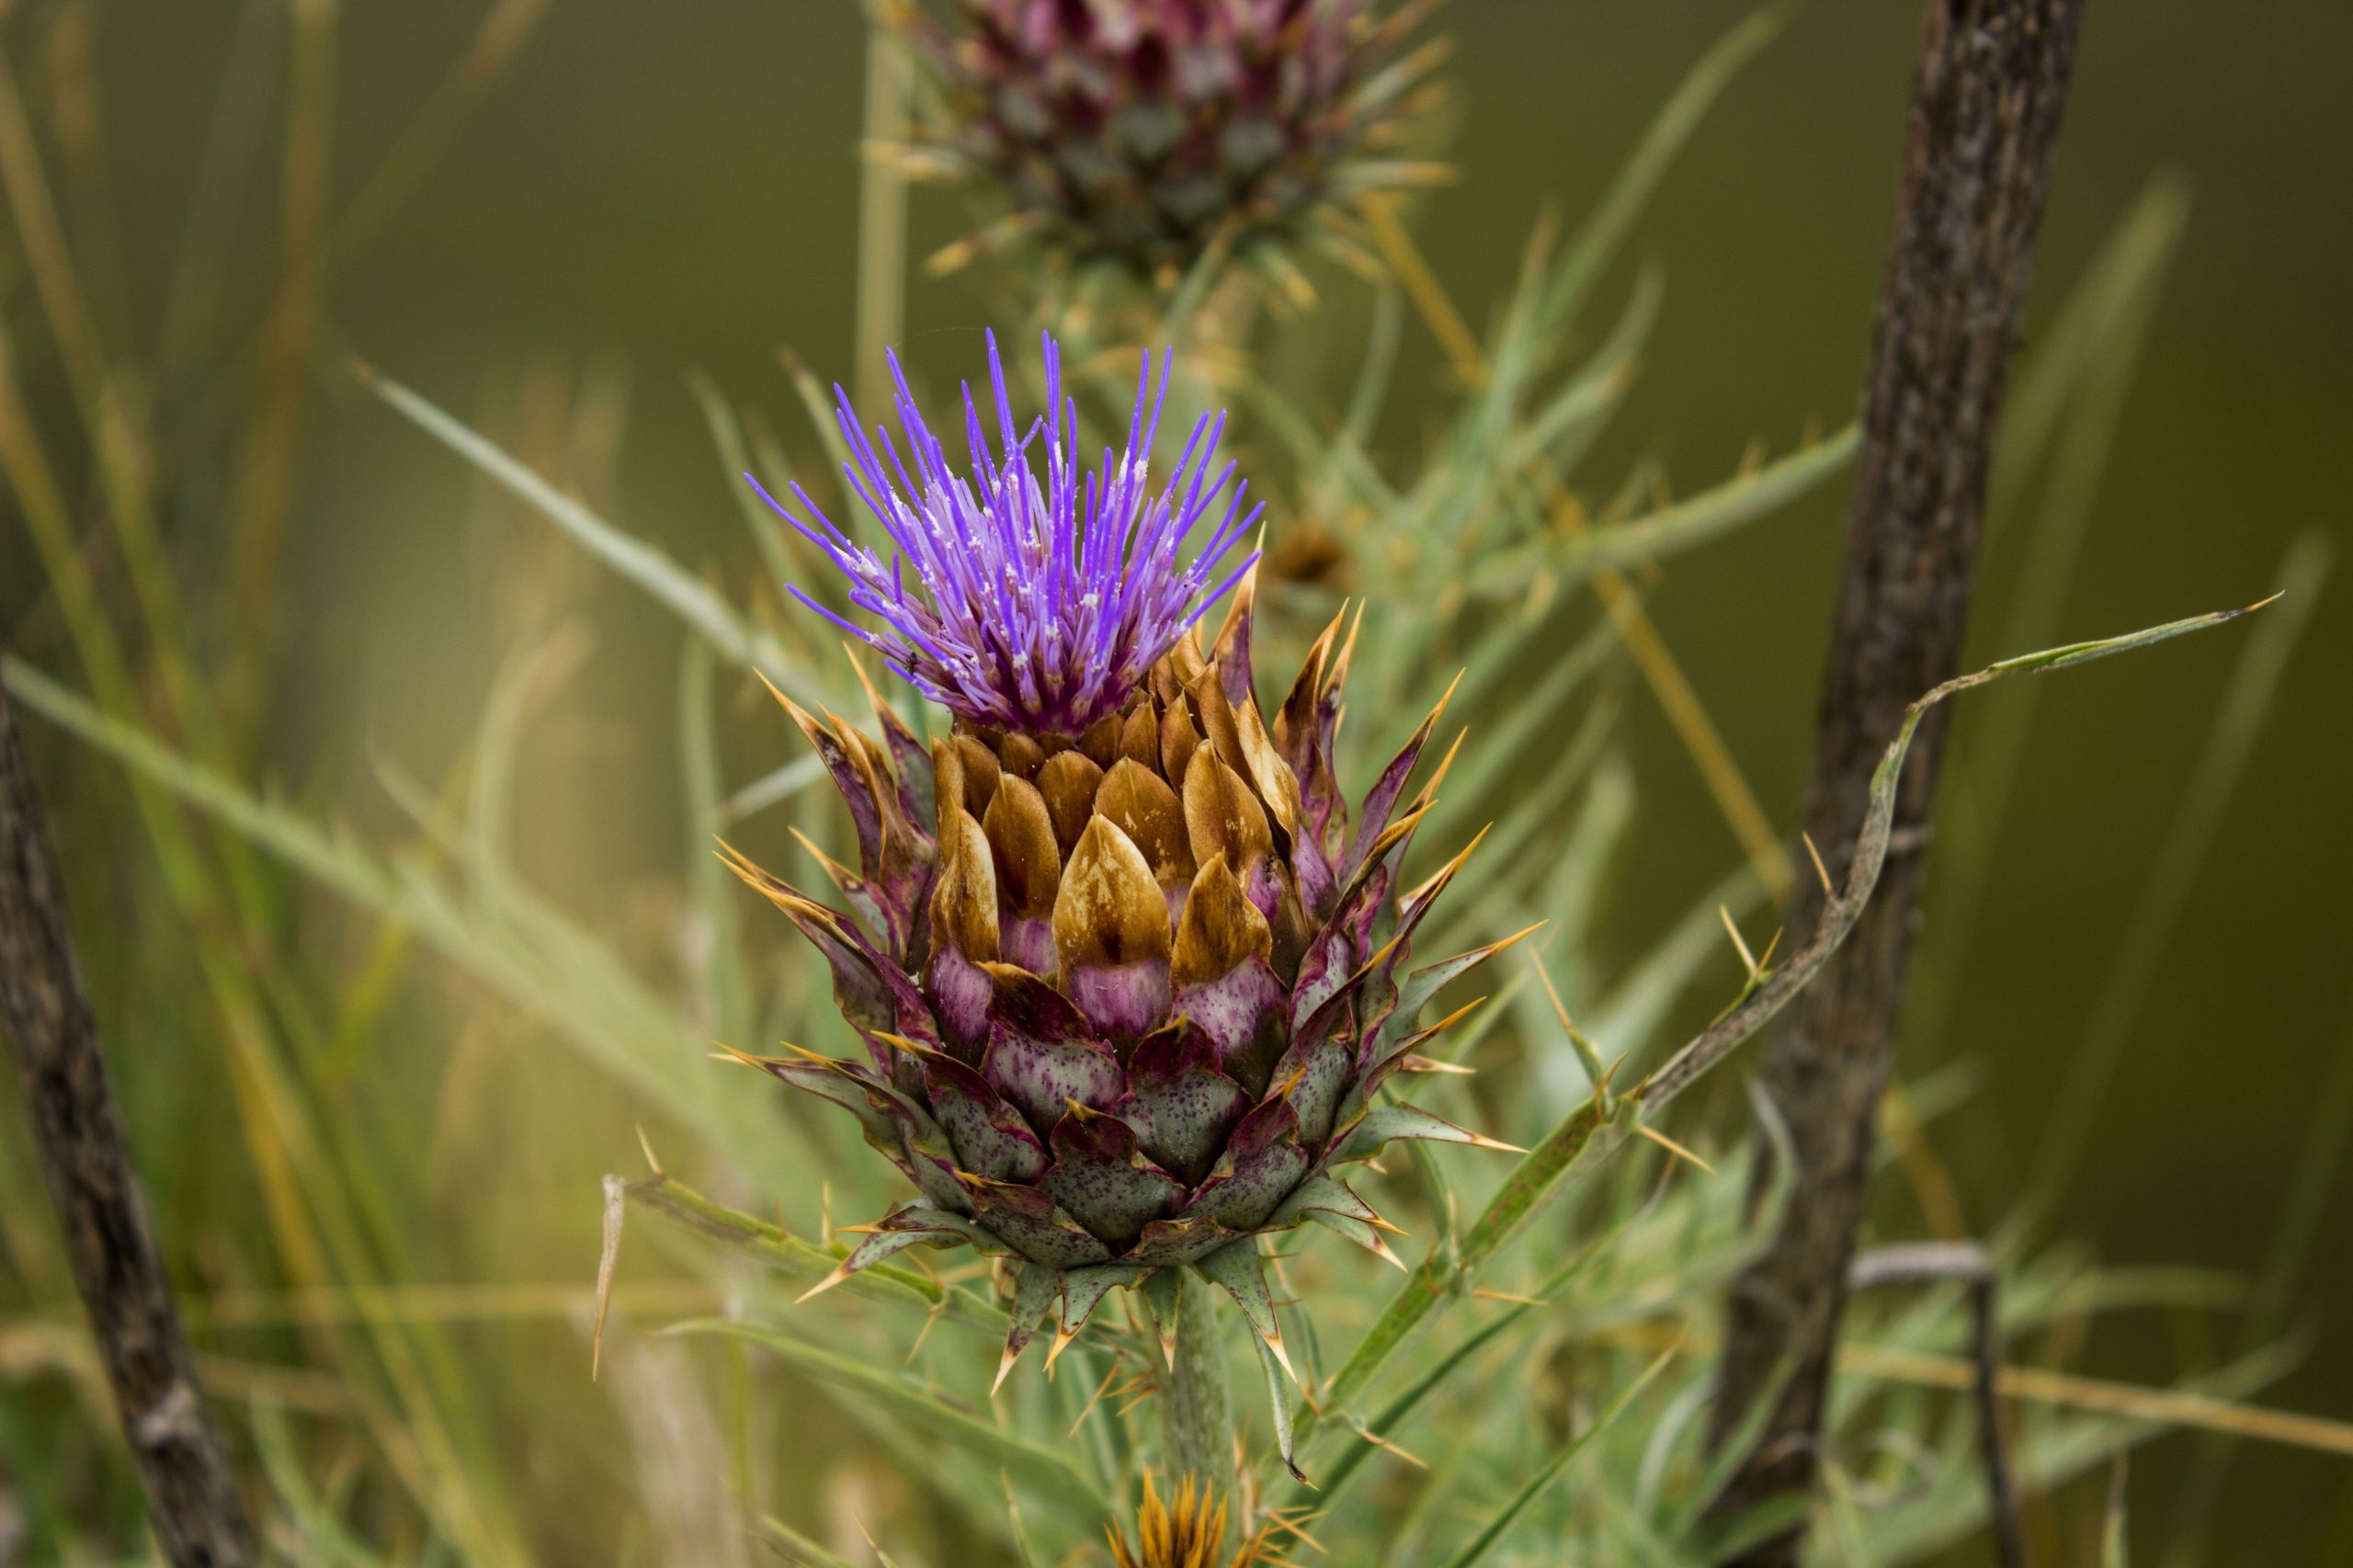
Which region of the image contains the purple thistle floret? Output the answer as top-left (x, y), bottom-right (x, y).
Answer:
top-left (750, 330), bottom-right (1261, 737)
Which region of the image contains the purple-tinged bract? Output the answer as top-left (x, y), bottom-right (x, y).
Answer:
top-left (751, 331), bottom-right (1259, 738)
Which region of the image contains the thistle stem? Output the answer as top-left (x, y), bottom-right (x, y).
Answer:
top-left (1162, 1271), bottom-right (1235, 1510)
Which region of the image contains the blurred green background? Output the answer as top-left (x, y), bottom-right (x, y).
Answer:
top-left (4, 0), bottom-right (2348, 1562)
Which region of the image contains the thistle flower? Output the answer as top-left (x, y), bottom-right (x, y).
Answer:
top-left (756, 331), bottom-right (1257, 738)
top-left (1110, 1472), bottom-right (1268, 1568)
top-left (728, 331), bottom-right (1523, 1472)
top-left (891, 0), bottom-right (1448, 279)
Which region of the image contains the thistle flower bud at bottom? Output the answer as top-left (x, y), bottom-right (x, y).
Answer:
top-left (1111, 1471), bottom-right (1254, 1568)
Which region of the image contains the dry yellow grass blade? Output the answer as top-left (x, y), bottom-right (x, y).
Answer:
top-left (1842, 1344), bottom-right (2353, 1460)
top-left (1598, 1320), bottom-right (2353, 1460)
top-left (169, 1279), bottom-right (725, 1331)
top-left (3, 1319), bottom-right (351, 1417)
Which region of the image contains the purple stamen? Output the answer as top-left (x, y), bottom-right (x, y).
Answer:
top-left (757, 330), bottom-right (1262, 736)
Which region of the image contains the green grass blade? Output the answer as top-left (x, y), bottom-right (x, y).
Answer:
top-left (1538, 7), bottom-right (1786, 330)
top-left (719, 753), bottom-right (829, 825)
top-left (5, 654), bottom-right (399, 910)
top-left (1341, 283), bottom-right (1405, 458)
top-left (666, 1317), bottom-right (1110, 1523)
top-left (624, 1175), bottom-right (1002, 1332)
top-left (682, 637), bottom-right (755, 1045)
top-left (354, 360), bottom-right (822, 701)
top-left (1587, 862), bottom-right (1768, 1068)
top-left (1994, 177), bottom-right (2192, 521)
top-left (2029, 533), bottom-right (2332, 1207)
top-left (254, 1402), bottom-right (405, 1568)
top-left (689, 369), bottom-right (801, 587)
top-left (1438, 1342), bottom-right (1679, 1568)
top-left (758, 1516), bottom-right (861, 1568)
top-left (3, 653), bottom-right (777, 1170)
top-left (1461, 425), bottom-right (1859, 598)
top-left (1911, 177), bottom-right (2192, 1062)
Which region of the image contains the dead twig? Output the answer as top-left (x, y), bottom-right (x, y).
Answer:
top-left (1709, 3), bottom-right (2088, 1562)
top-left (0, 684), bottom-right (255, 1566)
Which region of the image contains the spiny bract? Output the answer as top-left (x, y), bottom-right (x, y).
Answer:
top-left (890, 0), bottom-right (1448, 279)
top-left (725, 332), bottom-right (1523, 1474)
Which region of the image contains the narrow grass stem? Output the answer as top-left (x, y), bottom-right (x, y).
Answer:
top-left (854, 18), bottom-right (911, 415)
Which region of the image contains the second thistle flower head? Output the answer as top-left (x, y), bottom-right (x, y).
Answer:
top-left (755, 330), bottom-right (1258, 738)
top-left (891, 0), bottom-right (1448, 279)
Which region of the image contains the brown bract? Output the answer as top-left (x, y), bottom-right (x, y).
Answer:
top-left (1037, 749), bottom-right (1106, 857)
top-left (930, 807), bottom-right (1000, 962)
top-left (1098, 758), bottom-right (1197, 891)
top-left (982, 776), bottom-right (1061, 919)
top-left (1053, 815), bottom-right (1173, 971)
top-left (1172, 853), bottom-right (1271, 989)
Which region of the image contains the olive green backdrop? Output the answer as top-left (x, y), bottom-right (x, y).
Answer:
top-left (23, 1), bottom-right (2353, 1560)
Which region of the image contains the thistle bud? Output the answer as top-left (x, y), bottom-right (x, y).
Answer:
top-left (891, 0), bottom-right (1449, 281)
